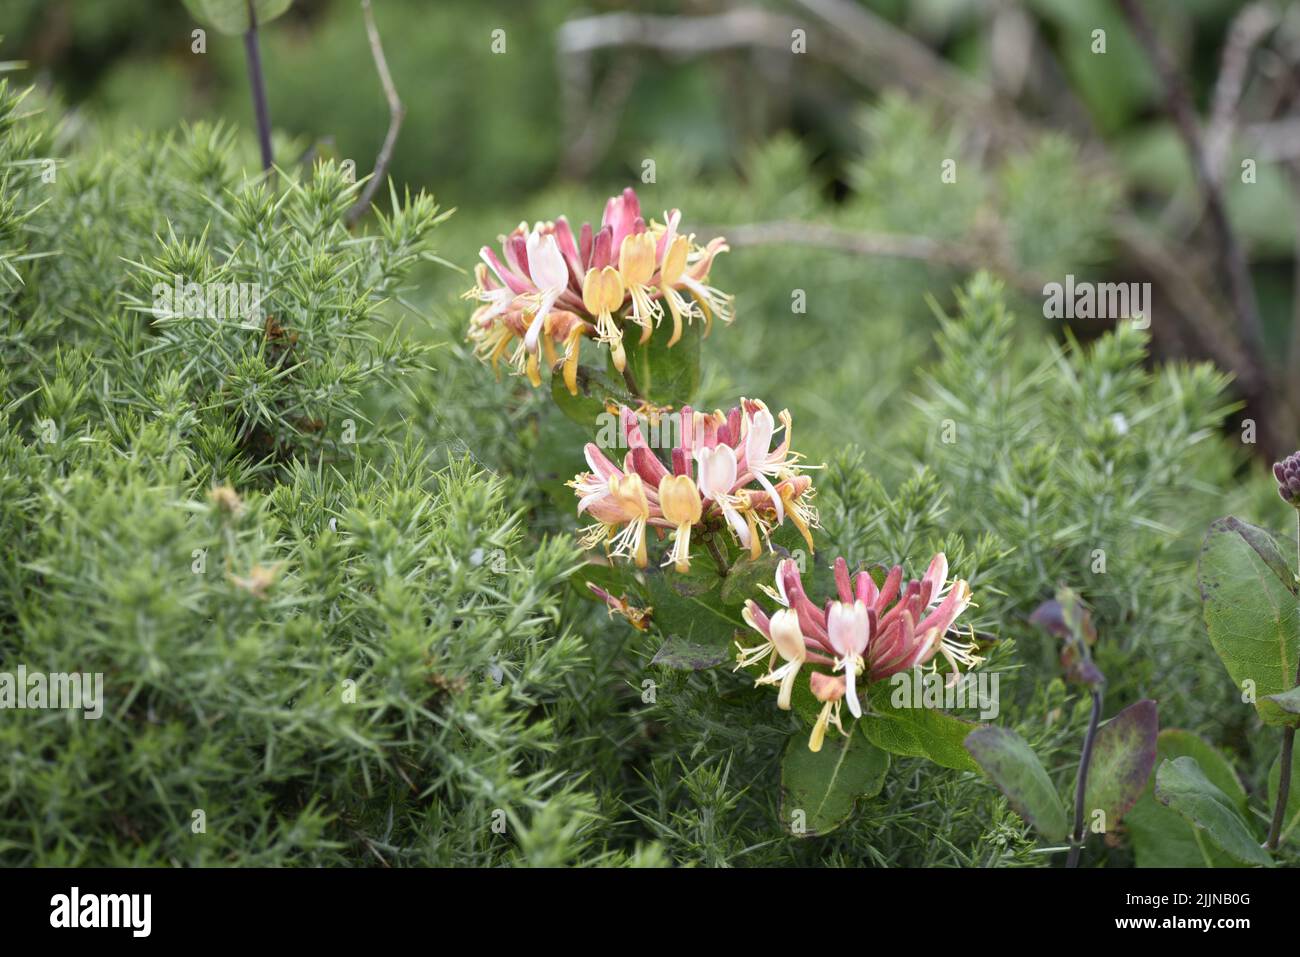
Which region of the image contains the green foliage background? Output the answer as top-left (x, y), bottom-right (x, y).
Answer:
top-left (1, 0), bottom-right (1296, 866)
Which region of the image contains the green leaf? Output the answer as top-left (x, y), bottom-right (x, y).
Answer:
top-left (964, 726), bottom-right (1068, 841)
top-left (1082, 699), bottom-right (1158, 824)
top-left (859, 679), bottom-right (980, 772)
top-left (765, 526), bottom-right (830, 589)
top-left (1267, 742), bottom-right (1300, 848)
top-left (572, 561), bottom-right (641, 604)
top-left (719, 551), bottom-right (782, 607)
top-left (183, 0), bottom-right (293, 34)
top-left (1198, 517), bottom-right (1300, 726)
top-left (549, 362), bottom-right (635, 428)
top-left (617, 313), bottom-right (701, 407)
top-left (1154, 756), bottom-right (1272, 866)
top-left (650, 635), bottom-right (731, 671)
top-left (644, 564), bottom-right (742, 670)
top-left (780, 723), bottom-right (890, 836)
top-left (1127, 730), bottom-right (1246, 868)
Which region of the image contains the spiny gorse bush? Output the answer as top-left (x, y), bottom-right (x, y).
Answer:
top-left (0, 76), bottom-right (628, 866)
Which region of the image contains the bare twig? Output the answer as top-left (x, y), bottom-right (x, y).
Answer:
top-left (1263, 57), bottom-right (1300, 416)
top-left (345, 0), bottom-right (405, 228)
top-left (1286, 162), bottom-right (1300, 408)
top-left (1245, 117), bottom-right (1300, 161)
top-left (1207, 4), bottom-right (1277, 180)
top-left (1112, 216), bottom-right (1252, 381)
top-left (554, 1), bottom-right (1033, 177)
top-left (718, 221), bottom-right (963, 262)
top-left (822, 0), bottom-right (1280, 436)
top-left (553, 4), bottom-right (1018, 174)
top-left (711, 220), bottom-right (1044, 293)
top-left (557, 9), bottom-right (799, 58)
top-left (989, 3), bottom-right (1034, 101)
top-left (1118, 0), bottom-right (1266, 365)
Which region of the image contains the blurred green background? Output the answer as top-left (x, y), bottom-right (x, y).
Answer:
top-left (7, 0), bottom-right (1300, 868)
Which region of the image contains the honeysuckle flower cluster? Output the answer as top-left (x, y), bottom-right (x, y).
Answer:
top-left (569, 399), bottom-right (818, 570)
top-left (737, 554), bottom-right (981, 752)
top-left (465, 187), bottom-right (732, 393)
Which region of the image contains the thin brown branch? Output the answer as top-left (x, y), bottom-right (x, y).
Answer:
top-left (1207, 3), bottom-right (1277, 180)
top-left (1117, 0), bottom-right (1266, 365)
top-left (345, 0), bottom-right (405, 228)
top-left (718, 221), bottom-right (959, 261)
top-left (1275, 56), bottom-right (1300, 408)
top-left (1285, 161), bottom-right (1300, 409)
top-left (1245, 117), bottom-right (1300, 161)
top-left (556, 9), bottom-right (800, 58)
top-left (1112, 215), bottom-right (1251, 378)
top-left (709, 220), bottom-right (1044, 293)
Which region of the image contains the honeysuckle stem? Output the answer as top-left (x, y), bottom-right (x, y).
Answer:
top-left (244, 1), bottom-right (274, 171)
top-left (1266, 510), bottom-right (1300, 850)
top-left (1067, 686), bottom-right (1104, 868)
top-left (619, 362), bottom-right (642, 400)
top-left (703, 533), bottom-right (727, 578)
top-left (1269, 728), bottom-right (1295, 850)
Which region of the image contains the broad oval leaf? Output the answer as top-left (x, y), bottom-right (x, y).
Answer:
top-left (650, 635), bottom-right (731, 671)
top-left (860, 679), bottom-right (979, 772)
top-left (781, 723), bottom-right (890, 836)
top-left (1126, 729), bottom-right (1246, 868)
top-left (719, 551), bottom-right (782, 607)
top-left (550, 361), bottom-right (635, 427)
top-left (965, 726), bottom-right (1068, 841)
top-left (532, 396), bottom-right (597, 513)
top-left (777, 673), bottom-right (979, 772)
top-left (615, 312), bottom-right (701, 407)
top-left (1155, 756), bottom-right (1272, 866)
top-left (1081, 699), bottom-right (1158, 824)
top-left (183, 0), bottom-right (293, 34)
top-left (1197, 517), bottom-right (1300, 726)
top-left (644, 564), bottom-right (742, 670)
